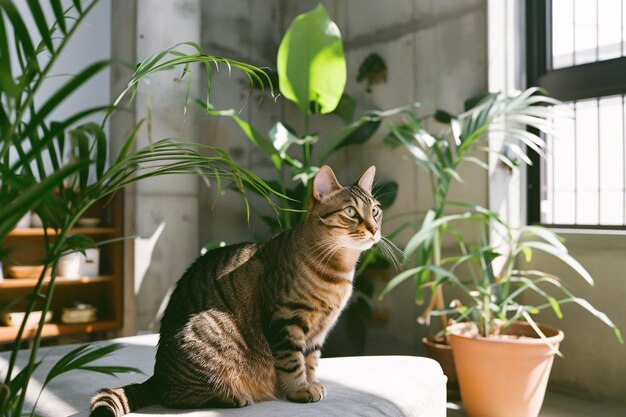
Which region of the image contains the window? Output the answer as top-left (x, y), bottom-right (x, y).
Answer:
top-left (527, 0), bottom-right (626, 227)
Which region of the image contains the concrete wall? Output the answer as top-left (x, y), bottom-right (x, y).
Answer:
top-left (198, 0), bottom-right (284, 247)
top-left (131, 0), bottom-right (206, 331)
top-left (110, 0), bottom-right (138, 336)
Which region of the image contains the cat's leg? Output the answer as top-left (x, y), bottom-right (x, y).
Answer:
top-left (304, 348), bottom-right (327, 399)
top-left (271, 333), bottom-right (325, 402)
top-left (158, 310), bottom-right (256, 408)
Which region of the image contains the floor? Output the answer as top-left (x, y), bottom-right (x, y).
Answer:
top-left (447, 391), bottom-right (626, 417)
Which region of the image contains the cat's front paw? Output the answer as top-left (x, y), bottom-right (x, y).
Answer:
top-left (286, 382), bottom-right (327, 403)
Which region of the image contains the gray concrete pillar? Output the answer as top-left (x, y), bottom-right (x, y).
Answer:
top-left (133, 0), bottom-right (202, 331)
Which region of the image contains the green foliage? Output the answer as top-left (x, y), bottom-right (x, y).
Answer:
top-left (380, 89), bottom-right (622, 343)
top-left (417, 209), bottom-right (623, 343)
top-left (44, 343), bottom-right (142, 385)
top-left (1, 343), bottom-right (140, 416)
top-left (0, 1), bottom-right (278, 416)
top-left (383, 88), bottom-right (558, 305)
top-left (207, 5), bottom-right (412, 233)
top-left (277, 4), bottom-right (346, 115)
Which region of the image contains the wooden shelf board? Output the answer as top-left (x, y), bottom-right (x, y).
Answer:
top-left (0, 275), bottom-right (114, 289)
top-left (0, 320), bottom-right (120, 343)
top-left (8, 227), bottom-right (116, 237)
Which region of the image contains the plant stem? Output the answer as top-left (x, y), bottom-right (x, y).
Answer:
top-left (432, 228), bottom-right (448, 331)
top-left (15, 259), bottom-right (60, 415)
top-left (303, 108), bottom-right (310, 167)
top-left (3, 248), bottom-right (54, 385)
top-left (301, 110), bottom-right (312, 218)
top-left (280, 181), bottom-right (292, 229)
top-left (8, 197), bottom-right (89, 416)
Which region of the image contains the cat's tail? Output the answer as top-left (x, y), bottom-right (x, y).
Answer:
top-left (89, 376), bottom-right (158, 417)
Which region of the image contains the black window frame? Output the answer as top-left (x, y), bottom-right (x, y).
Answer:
top-left (526, 0), bottom-right (626, 228)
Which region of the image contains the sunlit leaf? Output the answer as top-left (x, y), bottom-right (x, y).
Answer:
top-left (518, 241), bottom-right (594, 286)
top-left (277, 4), bottom-right (346, 114)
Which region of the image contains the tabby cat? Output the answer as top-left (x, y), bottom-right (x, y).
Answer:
top-left (90, 165), bottom-right (383, 416)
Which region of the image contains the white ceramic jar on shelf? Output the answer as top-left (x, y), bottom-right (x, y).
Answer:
top-left (58, 248), bottom-right (100, 279)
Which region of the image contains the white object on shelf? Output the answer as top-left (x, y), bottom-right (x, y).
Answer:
top-left (77, 218), bottom-right (101, 227)
top-left (16, 212), bottom-right (32, 228)
top-left (80, 248), bottom-right (100, 277)
top-left (61, 305), bottom-right (97, 324)
top-left (58, 252), bottom-right (81, 278)
top-left (30, 212), bottom-right (43, 228)
top-left (1, 310), bottom-right (53, 327)
top-left (58, 248), bottom-right (100, 278)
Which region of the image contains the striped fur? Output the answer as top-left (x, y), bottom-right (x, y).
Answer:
top-left (90, 165), bottom-right (382, 415)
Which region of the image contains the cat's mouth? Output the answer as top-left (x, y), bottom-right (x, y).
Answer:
top-left (346, 235), bottom-right (379, 250)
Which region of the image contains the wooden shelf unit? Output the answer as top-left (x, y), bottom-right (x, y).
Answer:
top-left (8, 227), bottom-right (117, 237)
top-left (0, 194), bottom-right (124, 345)
top-left (0, 275), bottom-right (114, 289)
top-left (0, 320), bottom-right (120, 341)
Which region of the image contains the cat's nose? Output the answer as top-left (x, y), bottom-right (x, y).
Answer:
top-left (367, 225), bottom-right (379, 236)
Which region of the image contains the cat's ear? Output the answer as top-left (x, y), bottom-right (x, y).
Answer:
top-left (357, 166), bottom-right (376, 193)
top-left (313, 165), bottom-right (342, 201)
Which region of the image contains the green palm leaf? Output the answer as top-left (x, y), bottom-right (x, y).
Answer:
top-left (44, 343), bottom-right (142, 387)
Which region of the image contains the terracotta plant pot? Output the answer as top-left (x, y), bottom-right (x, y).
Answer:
top-left (448, 321), bottom-right (564, 417)
top-left (422, 335), bottom-right (460, 399)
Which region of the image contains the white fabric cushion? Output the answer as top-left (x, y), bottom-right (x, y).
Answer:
top-left (1, 334), bottom-right (446, 417)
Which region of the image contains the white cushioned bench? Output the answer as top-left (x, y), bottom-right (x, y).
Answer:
top-left (1, 334), bottom-right (446, 417)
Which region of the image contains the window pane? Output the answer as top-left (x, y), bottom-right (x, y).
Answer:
top-left (574, 0), bottom-right (598, 65)
top-left (599, 96), bottom-right (624, 224)
top-left (542, 95), bottom-right (626, 226)
top-left (598, 0), bottom-right (622, 61)
top-left (549, 103), bottom-right (576, 224)
top-left (552, 0), bottom-right (625, 69)
top-left (623, 0), bottom-right (626, 56)
top-left (552, 0), bottom-right (575, 68)
top-left (575, 99), bottom-right (599, 224)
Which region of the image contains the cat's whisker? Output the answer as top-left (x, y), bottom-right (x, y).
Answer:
top-left (307, 237), bottom-right (342, 269)
top-left (308, 236), bottom-right (344, 261)
top-left (382, 236), bottom-right (406, 259)
top-left (324, 237), bottom-right (350, 260)
top-left (375, 240), bottom-right (396, 267)
top-left (385, 240), bottom-right (406, 270)
top-left (309, 235), bottom-right (353, 277)
top-left (375, 237), bottom-right (404, 271)
top-left (312, 237), bottom-right (348, 268)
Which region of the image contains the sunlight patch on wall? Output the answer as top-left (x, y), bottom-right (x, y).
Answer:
top-left (134, 222), bottom-right (166, 295)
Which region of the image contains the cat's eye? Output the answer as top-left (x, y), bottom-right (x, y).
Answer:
top-left (372, 205), bottom-right (380, 216)
top-left (344, 206), bottom-right (358, 218)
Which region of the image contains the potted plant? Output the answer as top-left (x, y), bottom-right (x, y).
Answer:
top-left (0, 1), bottom-right (278, 415)
top-left (380, 88), bottom-right (558, 394)
top-left (386, 208), bottom-right (623, 417)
